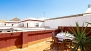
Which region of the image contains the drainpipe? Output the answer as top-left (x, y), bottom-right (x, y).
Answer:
top-left (11, 26), bottom-right (14, 35)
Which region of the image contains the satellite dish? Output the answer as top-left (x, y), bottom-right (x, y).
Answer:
top-left (88, 4), bottom-right (91, 8)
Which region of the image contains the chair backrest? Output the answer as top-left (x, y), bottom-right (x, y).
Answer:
top-left (52, 32), bottom-right (55, 36)
top-left (53, 37), bottom-right (59, 43)
top-left (52, 32), bottom-right (56, 41)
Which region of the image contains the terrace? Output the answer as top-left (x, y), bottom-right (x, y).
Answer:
top-left (8, 38), bottom-right (78, 51)
top-left (0, 25), bottom-right (91, 51)
top-left (0, 27), bottom-right (90, 51)
top-left (9, 37), bottom-right (52, 51)
top-left (1, 13), bottom-right (91, 51)
top-left (0, 27), bottom-right (54, 51)
top-left (0, 22), bottom-right (91, 51)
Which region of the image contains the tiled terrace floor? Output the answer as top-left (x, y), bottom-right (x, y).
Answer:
top-left (9, 38), bottom-right (52, 51)
top-left (9, 37), bottom-right (80, 51)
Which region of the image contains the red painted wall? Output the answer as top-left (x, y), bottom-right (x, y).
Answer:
top-left (58, 26), bottom-right (91, 36)
top-left (0, 30), bottom-right (54, 49)
top-left (0, 32), bottom-right (22, 49)
top-left (28, 30), bottom-right (53, 43)
top-left (1, 26), bottom-right (91, 50)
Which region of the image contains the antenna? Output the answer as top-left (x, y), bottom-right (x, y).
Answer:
top-left (43, 12), bottom-right (46, 32)
top-left (43, 12), bottom-right (45, 25)
top-left (5, 14), bottom-right (7, 20)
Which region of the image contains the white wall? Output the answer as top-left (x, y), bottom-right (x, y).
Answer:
top-left (86, 15), bottom-right (91, 27)
top-left (6, 23), bottom-right (11, 26)
top-left (44, 19), bottom-right (60, 28)
top-left (45, 15), bottom-right (91, 29)
top-left (6, 23), bottom-right (19, 27)
top-left (0, 23), bottom-right (5, 26)
top-left (22, 21), bottom-right (43, 28)
top-left (62, 18), bottom-right (70, 26)
top-left (69, 16), bottom-right (88, 26)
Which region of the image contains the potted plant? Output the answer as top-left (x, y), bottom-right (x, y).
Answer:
top-left (69, 22), bottom-right (91, 51)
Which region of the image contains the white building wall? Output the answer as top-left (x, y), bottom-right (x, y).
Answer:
top-left (22, 21), bottom-right (43, 28)
top-left (13, 24), bottom-right (19, 27)
top-left (62, 18), bottom-right (70, 26)
top-left (45, 15), bottom-right (91, 29)
top-left (69, 17), bottom-right (78, 26)
top-left (18, 23), bottom-right (24, 27)
top-left (0, 23), bottom-right (5, 26)
top-left (69, 16), bottom-right (88, 27)
top-left (6, 23), bottom-right (12, 26)
top-left (85, 15), bottom-right (91, 27)
top-left (6, 23), bottom-right (19, 27)
top-left (45, 19), bottom-right (62, 28)
top-left (38, 22), bottom-right (43, 27)
top-left (77, 16), bottom-right (86, 26)
top-left (23, 22), bottom-right (28, 27)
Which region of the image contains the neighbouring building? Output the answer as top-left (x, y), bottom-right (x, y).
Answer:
top-left (44, 5), bottom-right (91, 28)
top-left (20, 17), bottom-right (45, 28)
top-left (3, 5), bottom-right (91, 29)
top-left (5, 21), bottom-right (20, 27)
top-left (5, 17), bottom-right (21, 27)
top-left (0, 20), bottom-right (6, 26)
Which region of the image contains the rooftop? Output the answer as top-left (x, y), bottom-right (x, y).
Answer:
top-left (9, 37), bottom-right (52, 51)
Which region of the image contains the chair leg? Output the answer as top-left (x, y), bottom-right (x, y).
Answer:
top-left (58, 42), bottom-right (66, 51)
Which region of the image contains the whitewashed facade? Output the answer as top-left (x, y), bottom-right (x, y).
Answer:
top-left (3, 6), bottom-right (91, 29)
top-left (0, 23), bottom-right (5, 26)
top-left (21, 18), bottom-right (44, 28)
top-left (5, 15), bottom-right (91, 29)
top-left (45, 15), bottom-right (91, 29)
top-left (5, 18), bottom-right (45, 28)
top-left (5, 21), bottom-right (20, 27)
top-left (44, 7), bottom-right (91, 29)
top-left (21, 21), bottom-right (44, 28)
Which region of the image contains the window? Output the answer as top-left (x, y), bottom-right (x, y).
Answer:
top-left (35, 23), bottom-right (39, 27)
top-left (12, 24), bottom-right (14, 26)
top-left (0, 31), bottom-right (2, 33)
top-left (5, 24), bottom-right (6, 26)
top-left (27, 23), bottom-right (28, 28)
top-left (7, 31), bottom-right (11, 32)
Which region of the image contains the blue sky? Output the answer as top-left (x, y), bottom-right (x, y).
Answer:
top-left (0, 0), bottom-right (91, 20)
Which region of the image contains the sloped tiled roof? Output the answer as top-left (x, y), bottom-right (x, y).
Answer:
top-left (10, 17), bottom-right (20, 21)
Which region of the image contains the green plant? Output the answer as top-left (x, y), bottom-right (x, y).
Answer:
top-left (69, 22), bottom-right (91, 51)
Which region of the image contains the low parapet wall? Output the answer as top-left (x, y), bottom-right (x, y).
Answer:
top-left (0, 30), bottom-right (54, 51)
top-left (58, 26), bottom-right (91, 36)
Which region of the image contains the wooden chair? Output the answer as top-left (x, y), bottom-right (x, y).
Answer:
top-left (45, 32), bottom-right (56, 51)
top-left (52, 32), bottom-right (56, 41)
top-left (46, 32), bottom-right (56, 43)
top-left (50, 37), bottom-right (65, 51)
top-left (63, 39), bottom-right (73, 51)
